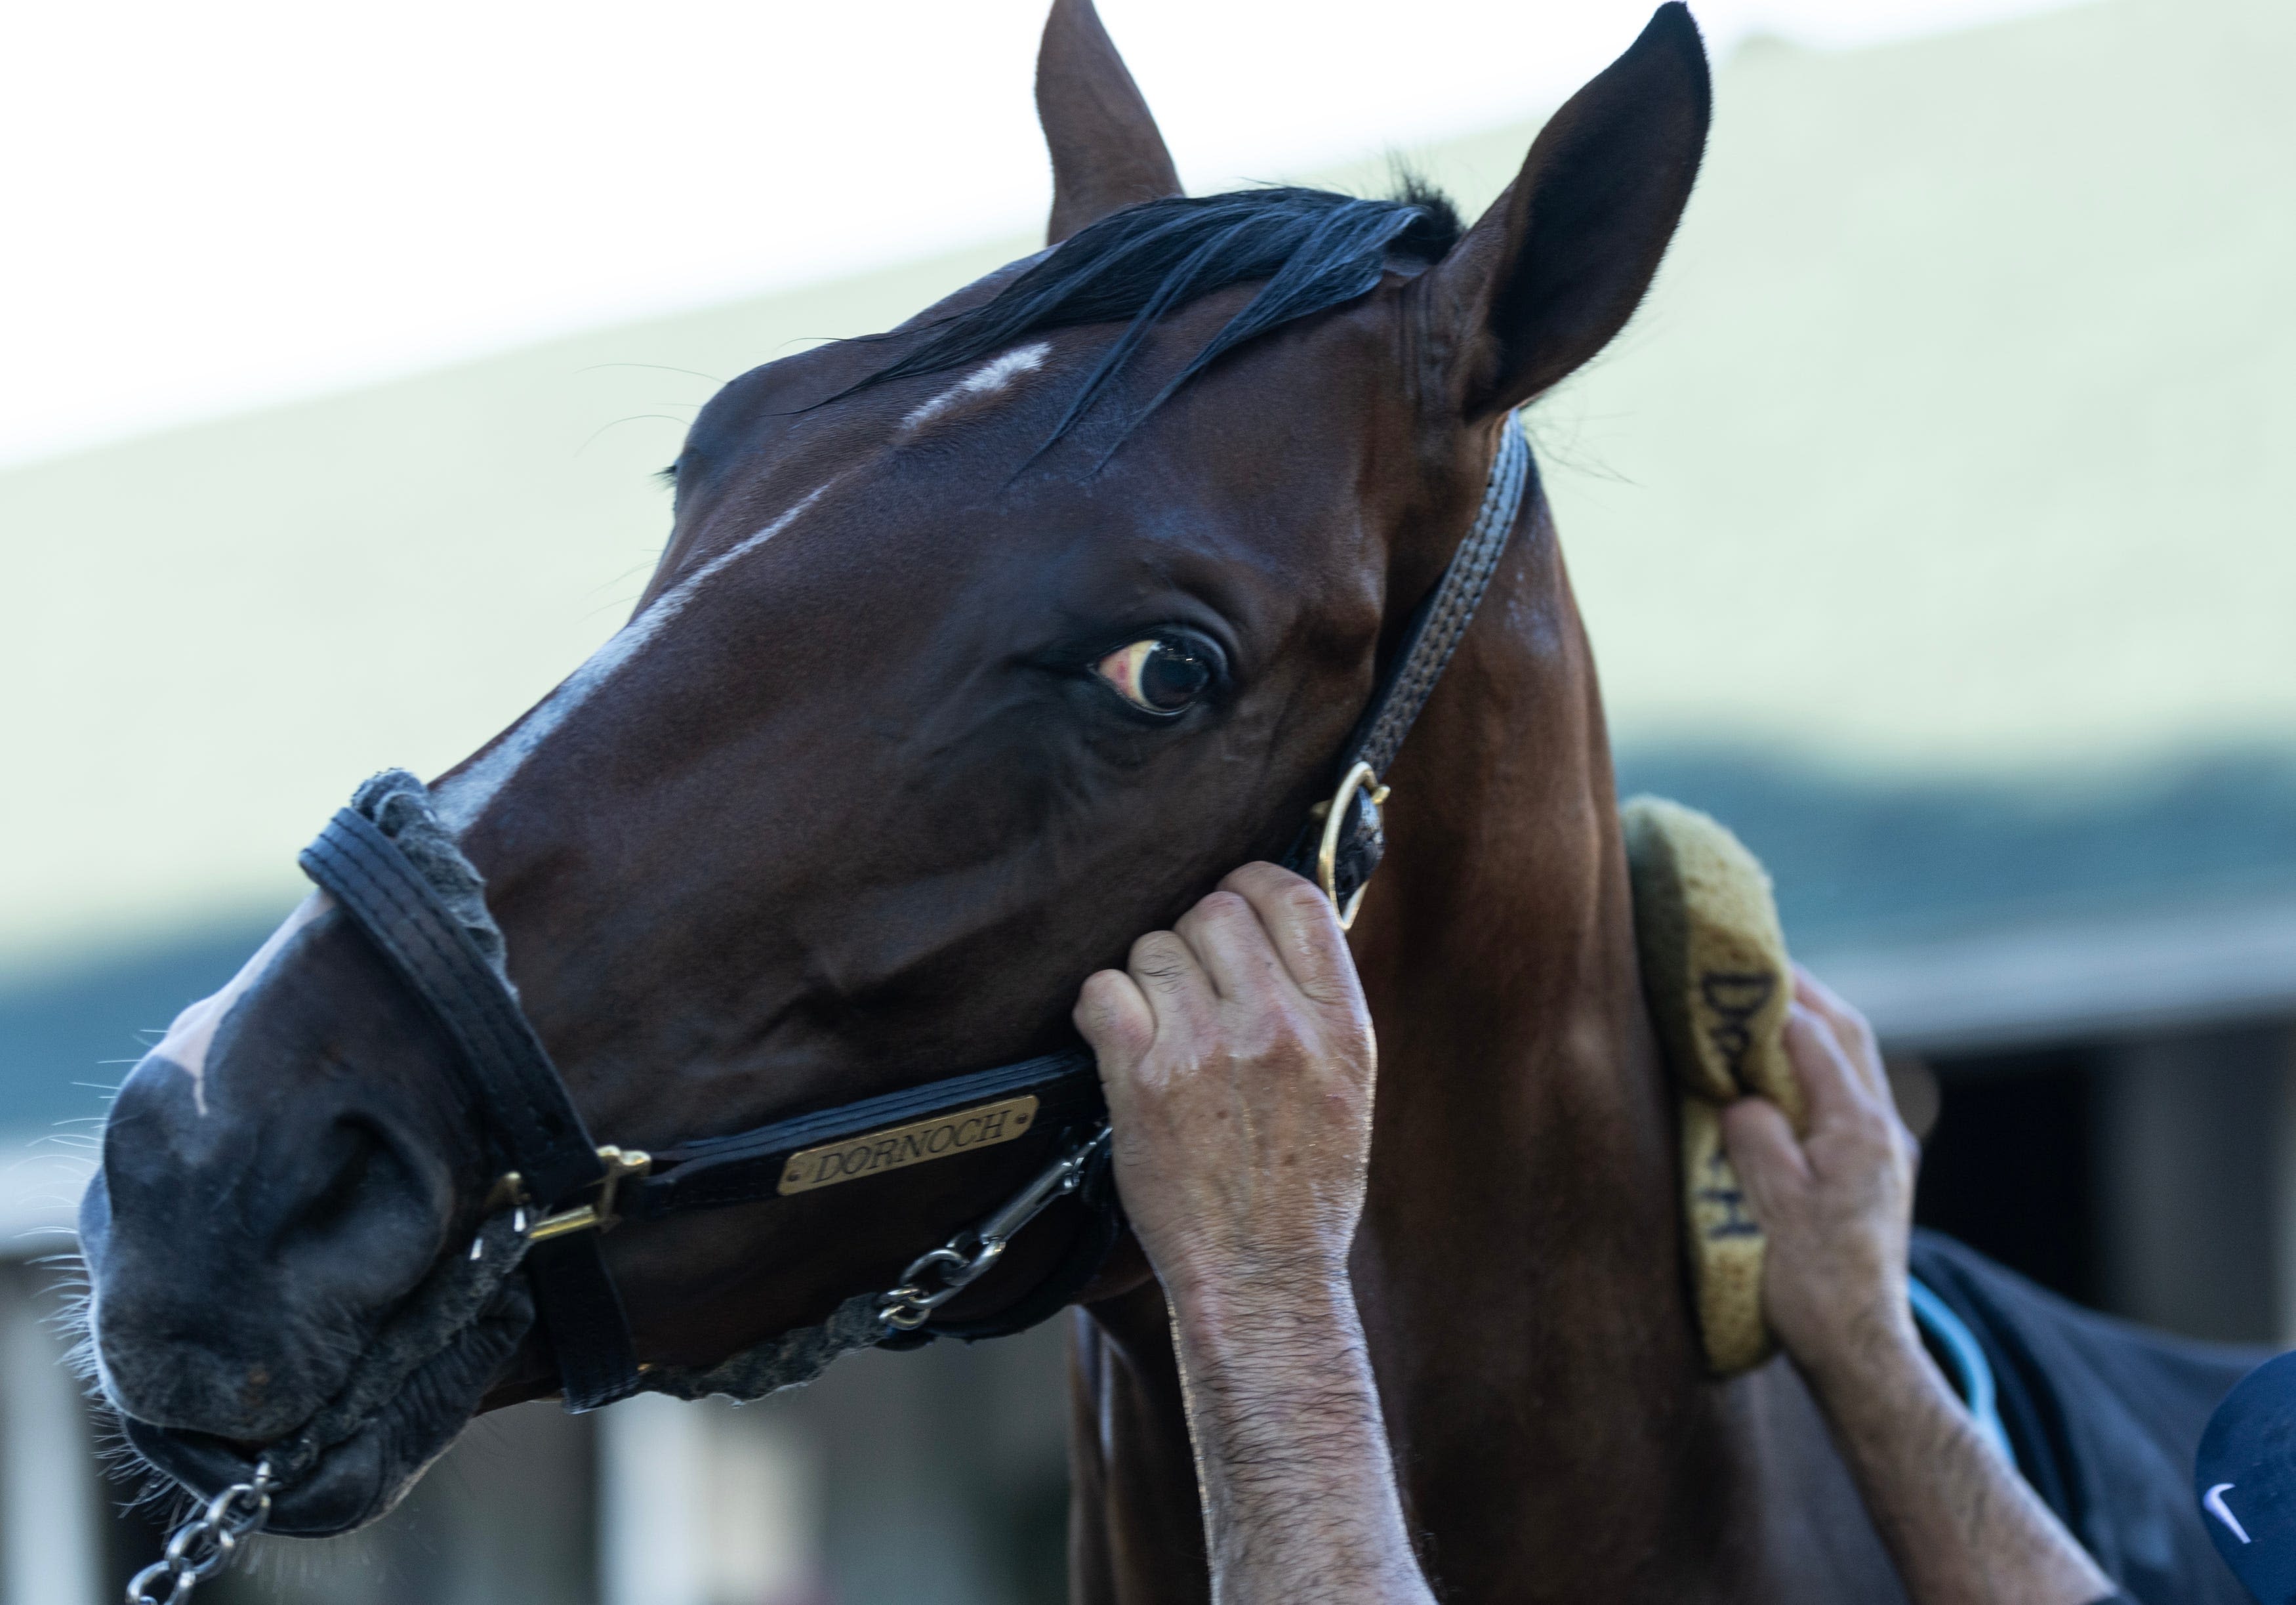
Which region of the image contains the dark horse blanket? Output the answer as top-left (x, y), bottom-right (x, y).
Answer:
top-left (1912, 1229), bottom-right (2266, 1603)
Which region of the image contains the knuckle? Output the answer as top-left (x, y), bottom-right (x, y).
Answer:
top-left (1196, 888), bottom-right (1252, 923)
top-left (1835, 1001), bottom-right (1879, 1051)
top-left (1132, 954), bottom-right (1181, 988)
top-left (1273, 874), bottom-right (1328, 915)
top-left (1847, 1108), bottom-right (1896, 1151)
top-left (1131, 930), bottom-right (1183, 966)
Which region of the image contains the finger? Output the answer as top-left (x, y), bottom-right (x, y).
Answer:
top-left (1791, 963), bottom-right (1856, 1027)
top-left (1719, 1096), bottom-right (1809, 1224)
top-left (1125, 928), bottom-right (1215, 1043)
top-left (1074, 968), bottom-right (1156, 1083)
top-left (1782, 1001), bottom-right (1878, 1134)
top-left (1172, 888), bottom-right (1290, 1004)
top-left (1220, 861), bottom-right (1361, 1010)
top-left (1792, 965), bottom-right (1888, 1103)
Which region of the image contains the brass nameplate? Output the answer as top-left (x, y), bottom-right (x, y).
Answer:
top-left (776, 1095), bottom-right (1039, 1196)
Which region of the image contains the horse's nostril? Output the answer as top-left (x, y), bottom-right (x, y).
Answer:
top-left (285, 1121), bottom-right (420, 1253)
top-left (307, 1131), bottom-right (378, 1228)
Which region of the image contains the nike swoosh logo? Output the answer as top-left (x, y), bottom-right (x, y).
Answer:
top-left (2205, 1482), bottom-right (2253, 1545)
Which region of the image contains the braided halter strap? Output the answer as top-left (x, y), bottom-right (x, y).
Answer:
top-left (1302, 413), bottom-right (1532, 925)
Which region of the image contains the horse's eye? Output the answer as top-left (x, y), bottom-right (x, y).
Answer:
top-left (1095, 637), bottom-right (1213, 715)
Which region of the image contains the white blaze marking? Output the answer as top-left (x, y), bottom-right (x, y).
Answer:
top-left (435, 484), bottom-right (832, 834)
top-left (902, 343), bottom-right (1048, 433)
top-left (2206, 1483), bottom-right (2251, 1544)
top-left (150, 892), bottom-right (331, 1112)
top-left (436, 347), bottom-right (1046, 836)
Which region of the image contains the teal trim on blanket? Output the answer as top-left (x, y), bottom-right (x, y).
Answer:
top-left (1912, 1274), bottom-right (2015, 1466)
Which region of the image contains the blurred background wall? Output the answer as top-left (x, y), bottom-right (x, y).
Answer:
top-left (1, 0), bottom-right (2289, 1596)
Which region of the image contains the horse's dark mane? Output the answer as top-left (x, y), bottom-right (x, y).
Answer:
top-left (837, 177), bottom-right (1464, 451)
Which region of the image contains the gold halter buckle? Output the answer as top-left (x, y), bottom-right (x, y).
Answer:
top-left (489, 1145), bottom-right (654, 1242)
top-left (1311, 761), bottom-right (1390, 932)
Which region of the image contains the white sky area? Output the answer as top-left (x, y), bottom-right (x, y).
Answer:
top-left (1, 0), bottom-right (2080, 470)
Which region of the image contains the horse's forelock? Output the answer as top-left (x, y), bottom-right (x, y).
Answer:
top-left (828, 180), bottom-right (1463, 454)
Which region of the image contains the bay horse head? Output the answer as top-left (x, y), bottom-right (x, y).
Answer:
top-left (81, 0), bottom-right (1709, 1535)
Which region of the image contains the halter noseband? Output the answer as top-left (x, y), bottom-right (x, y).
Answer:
top-left (297, 413), bottom-right (1534, 1411)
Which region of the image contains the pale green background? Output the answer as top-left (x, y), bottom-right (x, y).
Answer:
top-left (2, 0), bottom-right (2286, 978)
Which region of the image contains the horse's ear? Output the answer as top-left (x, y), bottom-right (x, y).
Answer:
top-left (1036, 0), bottom-right (1182, 246)
top-left (1414, 3), bottom-right (1710, 421)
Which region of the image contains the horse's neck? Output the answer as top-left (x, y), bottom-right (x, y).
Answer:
top-left (1067, 505), bottom-right (1905, 1602)
top-left (1341, 509), bottom-right (1723, 1577)
top-left (1334, 509), bottom-right (1902, 1598)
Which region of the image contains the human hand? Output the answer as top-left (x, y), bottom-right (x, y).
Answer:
top-left (1072, 862), bottom-right (1376, 1318)
top-left (1719, 966), bottom-right (1921, 1384)
top-left (1725, 974), bottom-right (2116, 1605)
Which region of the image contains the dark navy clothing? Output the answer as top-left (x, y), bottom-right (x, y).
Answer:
top-left (2194, 1348), bottom-right (2296, 1604)
top-left (1910, 1230), bottom-right (2263, 1604)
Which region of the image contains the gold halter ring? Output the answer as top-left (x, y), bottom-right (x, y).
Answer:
top-left (1313, 761), bottom-right (1390, 931)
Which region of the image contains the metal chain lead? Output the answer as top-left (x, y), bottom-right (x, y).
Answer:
top-left (878, 1127), bottom-right (1111, 1331)
top-left (127, 1460), bottom-right (277, 1605)
top-left (117, 1121), bottom-right (1099, 1602)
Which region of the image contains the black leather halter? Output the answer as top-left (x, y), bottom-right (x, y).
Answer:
top-left (298, 415), bottom-right (1534, 1411)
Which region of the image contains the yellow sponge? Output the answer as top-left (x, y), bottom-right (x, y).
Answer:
top-left (1622, 796), bottom-right (1801, 1377)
